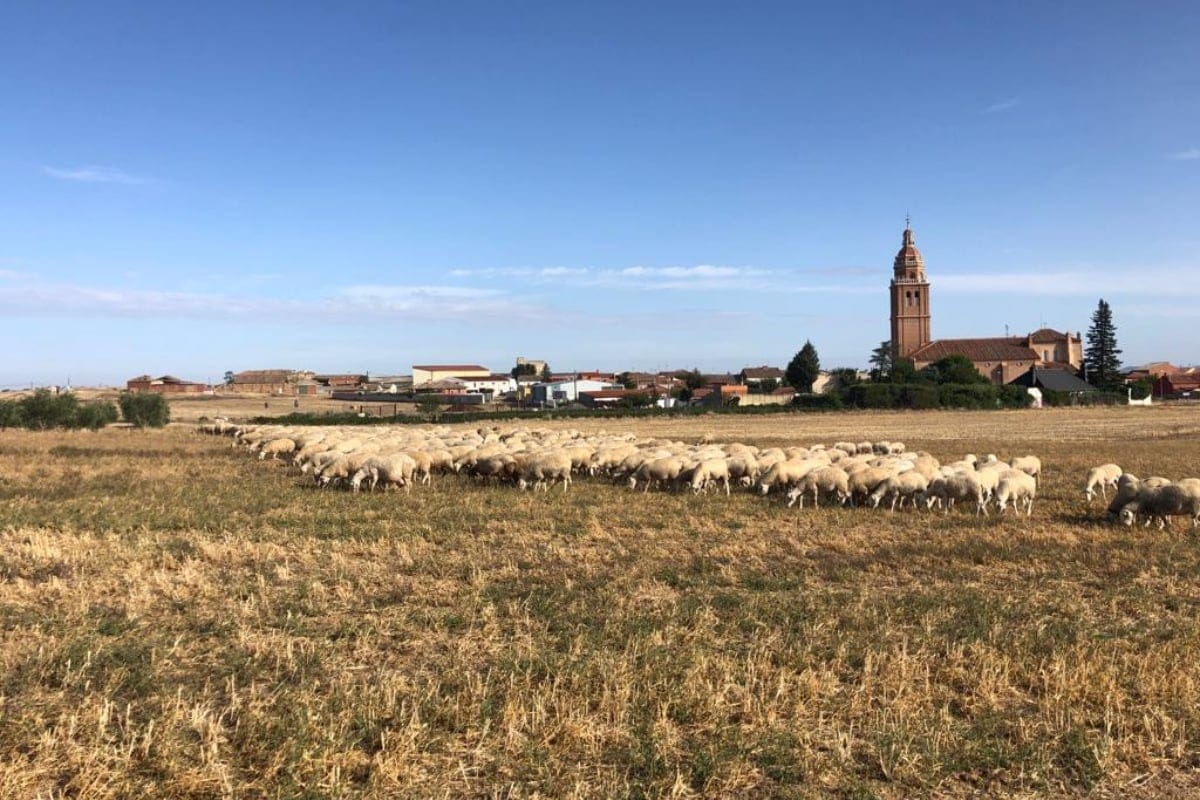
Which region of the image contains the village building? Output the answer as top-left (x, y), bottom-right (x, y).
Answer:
top-left (126, 374), bottom-right (209, 394)
top-left (225, 369), bottom-right (315, 395)
top-left (888, 223), bottom-right (1083, 385)
top-left (411, 364), bottom-right (491, 387)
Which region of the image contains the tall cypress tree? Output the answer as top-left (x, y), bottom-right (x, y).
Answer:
top-left (1084, 298), bottom-right (1122, 390)
top-left (786, 341), bottom-right (821, 393)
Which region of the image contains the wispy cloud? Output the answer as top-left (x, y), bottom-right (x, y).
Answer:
top-left (448, 263), bottom-right (874, 293)
top-left (939, 267), bottom-right (1200, 296)
top-left (42, 165), bottom-right (153, 185)
top-left (983, 96), bottom-right (1020, 114)
top-left (1170, 148), bottom-right (1200, 161)
top-left (0, 279), bottom-right (542, 321)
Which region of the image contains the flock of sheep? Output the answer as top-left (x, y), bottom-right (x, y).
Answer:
top-left (1085, 463), bottom-right (1200, 529)
top-left (202, 421), bottom-right (1058, 518)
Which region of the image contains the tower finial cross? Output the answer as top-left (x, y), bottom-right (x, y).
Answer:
top-left (905, 211), bottom-right (911, 229)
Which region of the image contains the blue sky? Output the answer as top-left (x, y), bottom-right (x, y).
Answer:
top-left (1, 1), bottom-right (1197, 386)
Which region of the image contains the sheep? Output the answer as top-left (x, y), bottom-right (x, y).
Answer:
top-left (869, 471), bottom-right (929, 511)
top-left (518, 452), bottom-right (573, 492)
top-left (1083, 463), bottom-right (1123, 502)
top-left (689, 459), bottom-right (731, 495)
top-left (847, 466), bottom-right (896, 507)
top-left (757, 459), bottom-right (821, 496)
top-left (256, 437), bottom-right (297, 461)
top-left (922, 473), bottom-right (987, 515)
top-left (351, 454), bottom-right (418, 493)
top-left (1118, 484), bottom-right (1200, 529)
top-left (1107, 475), bottom-right (1172, 521)
top-left (1010, 455), bottom-right (1042, 487)
top-left (788, 466), bottom-right (850, 509)
top-left (726, 455), bottom-right (759, 487)
top-left (995, 470), bottom-right (1037, 516)
top-left (630, 457), bottom-right (686, 493)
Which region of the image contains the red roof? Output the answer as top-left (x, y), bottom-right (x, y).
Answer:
top-left (1028, 328), bottom-right (1071, 344)
top-left (741, 366), bottom-right (785, 380)
top-left (910, 337), bottom-right (1038, 364)
top-left (412, 364), bottom-right (488, 372)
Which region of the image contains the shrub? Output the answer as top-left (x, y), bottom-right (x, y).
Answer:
top-left (0, 399), bottom-right (24, 429)
top-left (76, 401), bottom-right (120, 430)
top-left (793, 393), bottom-right (843, 410)
top-left (118, 392), bottom-right (171, 428)
top-left (18, 389), bottom-right (80, 430)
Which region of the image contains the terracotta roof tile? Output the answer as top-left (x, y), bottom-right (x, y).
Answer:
top-left (910, 338), bottom-right (1039, 364)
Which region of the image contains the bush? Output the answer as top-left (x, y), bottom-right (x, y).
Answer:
top-left (792, 393), bottom-right (843, 410)
top-left (76, 401), bottom-right (119, 430)
top-left (18, 390), bottom-right (82, 429)
top-left (0, 399), bottom-right (24, 429)
top-left (118, 392), bottom-right (171, 427)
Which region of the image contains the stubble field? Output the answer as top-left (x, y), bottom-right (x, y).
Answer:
top-left (2, 407), bottom-right (1200, 798)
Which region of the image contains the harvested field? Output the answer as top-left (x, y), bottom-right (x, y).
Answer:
top-left (2, 407), bottom-right (1200, 798)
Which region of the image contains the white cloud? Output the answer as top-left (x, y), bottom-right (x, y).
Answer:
top-left (1170, 148), bottom-right (1200, 161)
top-left (0, 280), bottom-right (541, 321)
top-left (983, 96), bottom-right (1020, 113)
top-left (43, 165), bottom-right (152, 185)
top-left (447, 263), bottom-right (880, 293)
top-left (938, 267), bottom-right (1200, 296)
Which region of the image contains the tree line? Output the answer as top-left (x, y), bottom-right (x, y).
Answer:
top-left (0, 390), bottom-right (171, 430)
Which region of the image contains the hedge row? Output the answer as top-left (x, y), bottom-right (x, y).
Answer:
top-left (0, 390), bottom-right (170, 430)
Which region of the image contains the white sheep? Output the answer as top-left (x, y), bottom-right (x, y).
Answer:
top-left (995, 470), bottom-right (1037, 516)
top-left (869, 471), bottom-right (928, 511)
top-left (1083, 463), bottom-right (1122, 502)
top-left (922, 473), bottom-right (987, 515)
top-left (689, 459), bottom-right (731, 495)
top-left (1010, 455), bottom-right (1042, 487)
top-left (1119, 484), bottom-right (1200, 529)
top-left (788, 466), bottom-right (850, 509)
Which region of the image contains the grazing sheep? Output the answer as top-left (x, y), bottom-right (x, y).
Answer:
top-left (869, 471), bottom-right (929, 511)
top-left (689, 459), bottom-right (731, 495)
top-left (757, 459), bottom-right (821, 496)
top-left (1119, 484), bottom-right (1200, 529)
top-left (518, 452), bottom-right (573, 492)
top-left (790, 466), bottom-right (850, 509)
top-left (630, 457), bottom-right (686, 493)
top-left (1010, 455), bottom-right (1042, 487)
top-left (1083, 463), bottom-right (1123, 502)
top-left (995, 470), bottom-right (1037, 516)
top-left (257, 437), bottom-right (297, 461)
top-left (847, 466), bottom-right (896, 507)
top-left (922, 473), bottom-right (987, 515)
top-left (351, 454), bottom-right (418, 493)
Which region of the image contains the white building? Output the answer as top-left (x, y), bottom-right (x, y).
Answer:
top-left (460, 373), bottom-right (517, 397)
top-left (530, 379), bottom-right (617, 406)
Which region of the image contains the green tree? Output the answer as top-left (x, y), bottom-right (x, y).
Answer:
top-left (76, 401), bottom-right (119, 430)
top-left (118, 391), bottom-right (171, 428)
top-left (919, 355), bottom-right (988, 385)
top-left (683, 368), bottom-right (706, 390)
top-left (759, 377), bottom-right (780, 394)
top-left (0, 400), bottom-right (24, 429)
top-left (415, 396), bottom-right (442, 418)
top-left (541, 364), bottom-right (553, 382)
top-left (223, 370), bottom-right (235, 385)
top-left (786, 341), bottom-right (821, 393)
top-left (1084, 298), bottom-right (1122, 390)
top-left (616, 371), bottom-right (637, 390)
top-left (19, 389), bottom-right (79, 430)
top-left (511, 363), bottom-right (538, 379)
top-left (869, 341), bottom-right (893, 382)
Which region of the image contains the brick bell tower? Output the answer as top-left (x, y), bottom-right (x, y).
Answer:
top-left (890, 218), bottom-right (931, 361)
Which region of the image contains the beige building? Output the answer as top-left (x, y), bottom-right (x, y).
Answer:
top-left (411, 364), bottom-right (491, 387)
top-left (888, 224), bottom-right (1082, 385)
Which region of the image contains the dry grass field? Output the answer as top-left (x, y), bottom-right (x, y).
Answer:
top-left (2, 407), bottom-right (1200, 798)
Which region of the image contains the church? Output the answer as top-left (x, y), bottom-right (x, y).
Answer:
top-left (889, 223), bottom-right (1082, 385)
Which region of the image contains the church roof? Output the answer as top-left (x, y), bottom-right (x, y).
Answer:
top-left (910, 337), bottom-right (1039, 364)
top-left (1028, 327), bottom-right (1070, 344)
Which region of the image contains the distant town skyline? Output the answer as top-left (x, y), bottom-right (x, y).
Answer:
top-left (1, 2), bottom-right (1198, 387)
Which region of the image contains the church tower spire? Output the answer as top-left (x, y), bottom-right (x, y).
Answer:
top-left (890, 220), bottom-right (931, 360)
